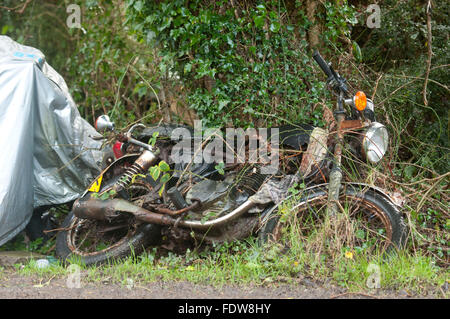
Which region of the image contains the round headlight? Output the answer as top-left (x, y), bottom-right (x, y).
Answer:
top-left (363, 122), bottom-right (388, 163)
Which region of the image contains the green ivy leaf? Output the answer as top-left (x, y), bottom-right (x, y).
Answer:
top-left (218, 100), bottom-right (230, 111)
top-left (158, 183), bottom-right (165, 197)
top-left (254, 16), bottom-right (265, 28)
top-left (148, 131), bottom-right (159, 146)
top-left (158, 160), bottom-right (170, 172)
top-left (226, 35), bottom-right (235, 49)
top-left (184, 62), bottom-right (193, 74)
top-left (133, 1), bottom-right (143, 13)
top-left (100, 192), bottom-right (111, 200)
top-left (256, 4), bottom-right (266, 13)
top-left (149, 166), bottom-right (161, 181)
top-left (1, 25), bottom-right (10, 35)
top-left (131, 173), bottom-right (146, 184)
top-left (215, 162), bottom-right (225, 175)
top-left (269, 21), bottom-right (280, 33)
top-left (160, 173), bottom-right (171, 184)
top-left (352, 41), bottom-right (362, 62)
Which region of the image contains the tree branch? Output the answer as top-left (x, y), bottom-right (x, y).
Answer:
top-left (0, 0), bottom-right (32, 14)
top-left (423, 0), bottom-right (433, 107)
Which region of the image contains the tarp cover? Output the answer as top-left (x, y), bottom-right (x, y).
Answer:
top-left (0, 36), bottom-right (103, 246)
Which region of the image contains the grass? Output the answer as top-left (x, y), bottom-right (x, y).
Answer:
top-left (9, 234), bottom-right (448, 297)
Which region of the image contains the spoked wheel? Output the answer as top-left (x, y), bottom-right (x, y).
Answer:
top-left (56, 178), bottom-right (161, 266)
top-left (259, 185), bottom-right (407, 255)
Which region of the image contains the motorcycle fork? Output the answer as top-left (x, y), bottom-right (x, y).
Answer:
top-left (327, 94), bottom-right (345, 217)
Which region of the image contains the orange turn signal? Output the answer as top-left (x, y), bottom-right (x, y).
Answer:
top-left (354, 91), bottom-right (367, 111)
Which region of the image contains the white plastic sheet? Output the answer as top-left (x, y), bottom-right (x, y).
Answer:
top-left (0, 36), bottom-right (103, 245)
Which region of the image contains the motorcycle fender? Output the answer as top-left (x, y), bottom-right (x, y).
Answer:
top-left (275, 124), bottom-right (314, 149)
top-left (293, 182), bottom-right (401, 209)
top-left (342, 182), bottom-right (402, 210)
top-left (81, 153), bottom-right (140, 197)
top-left (259, 182), bottom-right (401, 226)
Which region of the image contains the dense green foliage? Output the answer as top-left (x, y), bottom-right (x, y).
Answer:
top-left (0, 0), bottom-right (448, 270)
top-left (125, 0), bottom-right (358, 127)
top-left (1, 0), bottom-right (161, 125)
top-left (63, 1), bottom-right (162, 124)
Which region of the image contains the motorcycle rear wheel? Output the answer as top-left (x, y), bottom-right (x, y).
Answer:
top-left (258, 185), bottom-right (407, 254)
top-left (56, 179), bottom-right (161, 266)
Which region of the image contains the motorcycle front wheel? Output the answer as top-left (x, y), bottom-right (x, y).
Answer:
top-left (258, 185), bottom-right (407, 254)
top-left (56, 179), bottom-right (161, 266)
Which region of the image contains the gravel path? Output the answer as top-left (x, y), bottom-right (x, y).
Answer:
top-left (0, 270), bottom-right (439, 299)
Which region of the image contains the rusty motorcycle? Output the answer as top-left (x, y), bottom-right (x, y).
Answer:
top-left (56, 52), bottom-right (407, 265)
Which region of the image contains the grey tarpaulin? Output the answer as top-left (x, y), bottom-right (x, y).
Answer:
top-left (0, 36), bottom-right (104, 246)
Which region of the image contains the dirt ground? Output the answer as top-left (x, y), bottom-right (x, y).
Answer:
top-left (0, 270), bottom-right (442, 299)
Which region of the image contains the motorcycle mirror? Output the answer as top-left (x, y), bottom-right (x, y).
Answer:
top-left (95, 115), bottom-right (115, 132)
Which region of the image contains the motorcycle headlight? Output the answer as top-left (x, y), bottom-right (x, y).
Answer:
top-left (366, 99), bottom-right (374, 112)
top-left (362, 122), bottom-right (388, 163)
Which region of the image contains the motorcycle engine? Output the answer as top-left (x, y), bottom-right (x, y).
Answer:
top-left (184, 166), bottom-right (267, 221)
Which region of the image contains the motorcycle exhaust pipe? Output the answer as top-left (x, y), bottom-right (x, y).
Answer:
top-left (73, 197), bottom-right (255, 230)
top-left (179, 200), bottom-right (255, 230)
top-left (73, 198), bottom-right (176, 226)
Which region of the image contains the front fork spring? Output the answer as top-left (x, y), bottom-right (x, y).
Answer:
top-left (114, 163), bottom-right (144, 191)
top-left (113, 150), bottom-right (157, 193)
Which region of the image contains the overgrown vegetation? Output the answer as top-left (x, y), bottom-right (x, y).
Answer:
top-left (0, 0), bottom-right (448, 293)
top-left (125, 0), bottom-right (352, 127)
top-left (12, 239), bottom-right (447, 296)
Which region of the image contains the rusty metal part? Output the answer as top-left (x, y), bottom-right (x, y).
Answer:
top-left (113, 150), bottom-right (157, 192)
top-left (73, 198), bottom-right (119, 221)
top-left (154, 200), bottom-right (201, 216)
top-left (190, 215), bottom-right (260, 243)
top-left (73, 197), bottom-right (255, 230)
top-left (340, 119), bottom-right (364, 130)
top-left (327, 110), bottom-right (346, 217)
top-left (113, 163), bottom-right (145, 191)
top-left (73, 198), bottom-right (175, 226)
top-left (134, 150), bottom-right (158, 171)
top-left (97, 224), bottom-right (130, 233)
top-left (82, 154), bottom-right (140, 198)
top-left (179, 200), bottom-right (255, 230)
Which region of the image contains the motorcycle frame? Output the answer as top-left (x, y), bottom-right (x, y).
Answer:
top-left (327, 91), bottom-right (370, 217)
top-left (79, 109), bottom-right (368, 229)
top-left (327, 91), bottom-right (346, 217)
top-left (77, 50), bottom-right (377, 231)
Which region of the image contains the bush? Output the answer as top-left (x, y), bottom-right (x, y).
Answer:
top-left (125, 0), bottom-right (358, 127)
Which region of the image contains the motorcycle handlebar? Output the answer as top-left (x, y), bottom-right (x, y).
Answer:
top-left (312, 50), bottom-right (333, 79)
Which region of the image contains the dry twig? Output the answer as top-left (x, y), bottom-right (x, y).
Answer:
top-left (422, 1), bottom-right (433, 107)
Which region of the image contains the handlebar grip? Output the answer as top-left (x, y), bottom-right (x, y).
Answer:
top-left (312, 50), bottom-right (333, 79)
